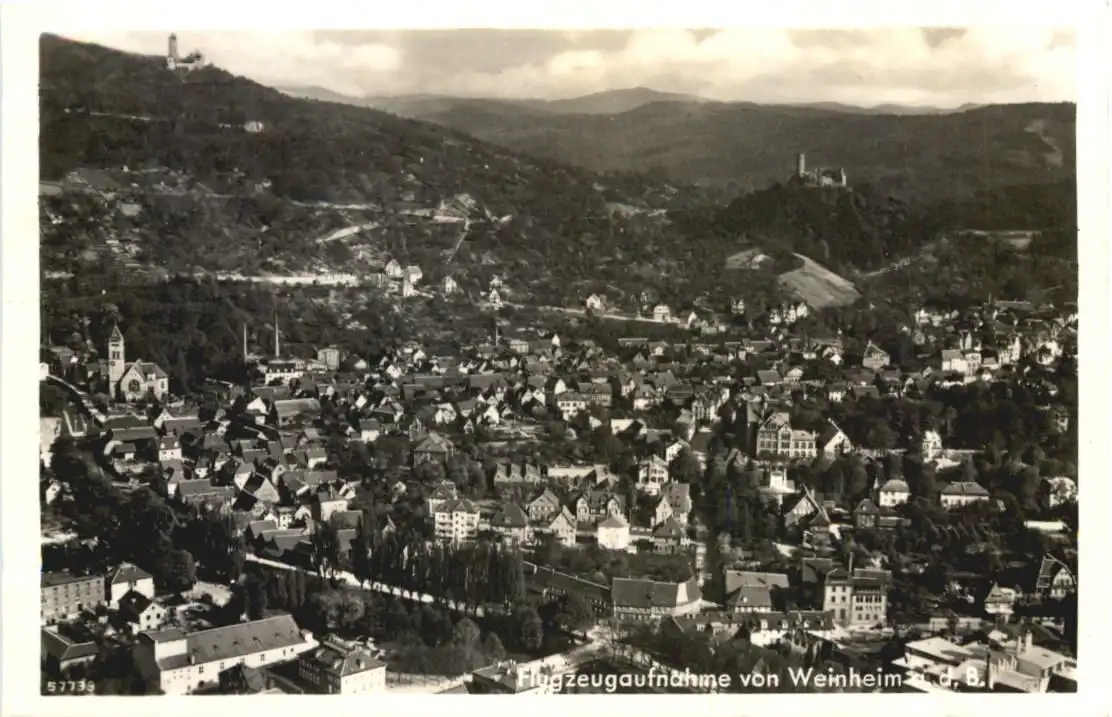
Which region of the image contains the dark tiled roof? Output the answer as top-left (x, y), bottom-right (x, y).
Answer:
top-left (941, 481), bottom-right (990, 496)
top-left (42, 571), bottom-right (102, 589)
top-left (152, 614), bottom-right (307, 670)
top-left (118, 589), bottom-right (156, 619)
top-left (725, 585), bottom-right (773, 610)
top-left (524, 563), bottom-right (610, 603)
top-left (109, 562), bottom-right (153, 585)
top-left (301, 640), bottom-right (385, 677)
top-left (723, 570), bottom-right (789, 595)
top-left (492, 503), bottom-right (529, 529)
top-left (42, 628), bottom-right (99, 663)
top-left (610, 577), bottom-right (700, 609)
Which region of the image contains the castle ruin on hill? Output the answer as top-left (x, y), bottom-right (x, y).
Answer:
top-left (791, 152), bottom-right (848, 189)
top-left (166, 34), bottom-right (207, 72)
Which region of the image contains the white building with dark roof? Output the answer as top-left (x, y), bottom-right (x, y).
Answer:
top-left (877, 479), bottom-right (911, 508)
top-left (298, 637), bottom-right (386, 694)
top-left (940, 481), bottom-right (991, 509)
top-left (433, 499), bottom-right (480, 543)
top-left (610, 576), bottom-right (702, 621)
top-left (133, 614), bottom-right (317, 695)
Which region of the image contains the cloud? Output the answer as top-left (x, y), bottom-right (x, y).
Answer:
top-left (62, 27), bottom-right (1075, 107)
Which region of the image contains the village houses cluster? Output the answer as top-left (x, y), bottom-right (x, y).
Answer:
top-left (39, 287), bottom-right (1077, 694)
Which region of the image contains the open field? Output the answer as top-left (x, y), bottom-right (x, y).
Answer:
top-left (778, 254), bottom-right (861, 309)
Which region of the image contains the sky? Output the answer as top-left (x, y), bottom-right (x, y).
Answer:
top-left (63, 28), bottom-right (1076, 107)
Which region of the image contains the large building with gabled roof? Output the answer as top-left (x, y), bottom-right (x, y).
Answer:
top-left (132, 614), bottom-right (317, 694)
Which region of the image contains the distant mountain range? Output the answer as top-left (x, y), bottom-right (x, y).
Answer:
top-left (277, 85), bottom-right (982, 118)
top-left (277, 85), bottom-right (1074, 202)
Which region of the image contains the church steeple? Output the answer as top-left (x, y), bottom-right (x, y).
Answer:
top-left (108, 322), bottom-right (126, 391)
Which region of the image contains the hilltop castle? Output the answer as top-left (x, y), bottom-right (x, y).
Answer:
top-left (166, 33), bottom-right (207, 72)
top-left (791, 152), bottom-right (848, 189)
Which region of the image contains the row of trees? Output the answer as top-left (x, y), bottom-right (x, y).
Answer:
top-left (241, 563), bottom-right (558, 671)
top-left (315, 517), bottom-right (529, 610)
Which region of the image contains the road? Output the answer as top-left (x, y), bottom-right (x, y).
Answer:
top-left (44, 373), bottom-right (105, 424)
top-left (506, 302), bottom-right (674, 325)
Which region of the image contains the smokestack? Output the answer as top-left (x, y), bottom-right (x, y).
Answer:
top-left (168, 34), bottom-right (179, 63)
top-left (274, 306), bottom-right (280, 357)
top-left (242, 323), bottom-right (248, 362)
top-left (797, 152), bottom-right (806, 177)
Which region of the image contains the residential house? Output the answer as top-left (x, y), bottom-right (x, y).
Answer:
top-left (412, 432), bottom-right (454, 466)
top-left (610, 577), bottom-right (702, 621)
top-left (722, 571), bottom-right (789, 614)
top-left (41, 627), bottom-right (99, 675)
top-left (108, 563), bottom-right (156, 609)
top-left (526, 489), bottom-right (562, 523)
top-left (877, 479), bottom-right (911, 508)
top-left (983, 583), bottom-right (1018, 620)
top-left (652, 518), bottom-right (687, 554)
top-left (782, 489), bottom-right (822, 530)
top-left (298, 637), bottom-right (387, 694)
top-left (921, 430), bottom-right (944, 461)
top-left (1033, 555), bottom-right (1076, 601)
top-left (597, 515), bottom-right (631, 551)
top-left (133, 615), bottom-right (317, 695)
top-left (555, 392), bottom-right (588, 419)
top-left (756, 370), bottom-right (782, 387)
top-left (427, 481), bottom-right (459, 514)
top-left (652, 304), bottom-right (673, 323)
top-left (271, 398), bottom-right (321, 427)
top-left (663, 439), bottom-right (688, 464)
top-left (263, 359), bottom-right (306, 387)
top-left (434, 499), bottom-right (480, 543)
top-left (822, 568), bottom-right (892, 628)
top-left (755, 412), bottom-right (817, 459)
top-left (491, 504), bottom-right (532, 545)
top-left (118, 591), bottom-right (168, 633)
top-left (861, 342), bottom-right (890, 370)
top-left (664, 483), bottom-right (692, 527)
top-left (572, 491), bottom-right (623, 525)
top-left (782, 366), bottom-right (805, 385)
top-left (816, 420), bottom-right (852, 459)
top-left (636, 455), bottom-right (670, 495)
top-left (585, 294), bottom-right (606, 312)
top-left (41, 571), bottom-right (105, 624)
top-left (940, 349), bottom-right (968, 375)
top-left (493, 462), bottom-right (545, 488)
top-left (940, 481), bottom-right (991, 509)
top-left (537, 507), bottom-right (577, 547)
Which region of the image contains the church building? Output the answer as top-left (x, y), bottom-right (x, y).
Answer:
top-left (107, 324), bottom-right (169, 402)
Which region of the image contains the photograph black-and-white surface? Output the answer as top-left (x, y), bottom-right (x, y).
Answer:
top-left (26, 21), bottom-right (1086, 699)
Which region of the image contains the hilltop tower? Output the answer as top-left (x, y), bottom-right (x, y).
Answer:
top-left (108, 323), bottom-right (126, 388)
top-left (167, 34), bottom-right (180, 69)
top-left (796, 152), bottom-right (806, 178)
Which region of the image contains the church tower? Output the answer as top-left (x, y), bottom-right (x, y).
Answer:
top-left (108, 323), bottom-right (126, 390)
